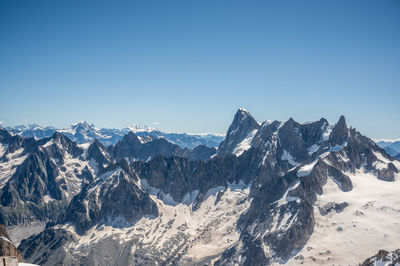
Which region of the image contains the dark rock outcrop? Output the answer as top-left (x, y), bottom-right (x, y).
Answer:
top-left (361, 248), bottom-right (400, 266)
top-left (0, 224), bottom-right (24, 262)
top-left (182, 145), bottom-right (216, 161)
top-left (330, 115), bottom-right (348, 146)
top-left (318, 202), bottom-right (348, 216)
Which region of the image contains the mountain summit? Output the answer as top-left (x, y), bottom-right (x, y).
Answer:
top-left (218, 108), bottom-right (261, 156)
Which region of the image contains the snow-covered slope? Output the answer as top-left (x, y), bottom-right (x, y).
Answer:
top-left (284, 169), bottom-right (400, 265)
top-left (20, 182), bottom-right (251, 265)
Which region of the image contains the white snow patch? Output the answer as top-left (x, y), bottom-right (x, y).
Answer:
top-left (233, 129), bottom-right (258, 156)
top-left (373, 150), bottom-right (400, 171)
top-left (42, 195), bottom-right (53, 204)
top-left (55, 150), bottom-right (95, 199)
top-left (329, 142), bottom-right (347, 152)
top-left (322, 124), bottom-right (333, 141)
top-left (43, 139), bottom-right (54, 148)
top-left (0, 143), bottom-right (8, 157)
top-left (0, 148), bottom-right (28, 188)
top-left (281, 150), bottom-right (299, 166)
top-left (128, 124), bottom-right (158, 133)
top-left (297, 160), bottom-right (318, 177)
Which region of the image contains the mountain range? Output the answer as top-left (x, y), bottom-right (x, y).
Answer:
top-left (375, 139), bottom-right (400, 160)
top-left (5, 122), bottom-right (224, 149)
top-left (0, 109), bottom-right (399, 265)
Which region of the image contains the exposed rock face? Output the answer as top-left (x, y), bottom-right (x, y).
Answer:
top-left (0, 127), bottom-right (43, 159)
top-left (217, 108), bottom-right (261, 156)
top-left (64, 162), bottom-right (158, 234)
top-left (0, 133), bottom-right (88, 226)
top-left (329, 115), bottom-right (348, 146)
top-left (0, 128), bottom-right (14, 145)
top-left (134, 150), bottom-right (260, 205)
top-left (0, 224), bottom-right (24, 262)
top-left (211, 111), bottom-right (398, 265)
top-left (182, 145), bottom-right (216, 161)
top-left (318, 201), bottom-right (348, 216)
top-left (113, 131), bottom-right (185, 161)
top-left (113, 132), bottom-right (142, 159)
top-left (0, 130), bottom-right (212, 227)
top-left (18, 227), bottom-right (75, 266)
top-left (361, 249), bottom-right (400, 266)
top-left (1, 148), bottom-right (62, 206)
top-left (87, 139), bottom-right (112, 174)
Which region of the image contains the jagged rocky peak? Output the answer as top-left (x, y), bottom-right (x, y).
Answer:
top-left (88, 139), bottom-right (109, 159)
top-left (87, 140), bottom-right (112, 173)
top-left (70, 120), bottom-right (93, 131)
top-left (117, 131), bottom-right (141, 147)
top-left (276, 123), bottom-right (309, 165)
top-left (330, 115), bottom-right (348, 146)
top-left (64, 166), bottom-right (158, 234)
top-left (299, 118), bottom-right (328, 146)
top-left (218, 108), bottom-right (261, 156)
top-left (72, 120), bottom-right (90, 126)
top-left (233, 108), bottom-right (259, 128)
top-left (112, 131), bottom-right (142, 159)
top-left (0, 145), bottom-right (63, 207)
top-left (47, 132), bottom-right (83, 158)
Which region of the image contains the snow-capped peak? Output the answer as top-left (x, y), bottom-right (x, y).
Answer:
top-left (128, 124), bottom-right (159, 133)
top-left (71, 121), bottom-right (92, 129)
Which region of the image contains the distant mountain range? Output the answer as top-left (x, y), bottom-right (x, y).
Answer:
top-left (4, 122), bottom-right (224, 149)
top-left (0, 109), bottom-right (399, 265)
top-left (375, 139), bottom-right (400, 159)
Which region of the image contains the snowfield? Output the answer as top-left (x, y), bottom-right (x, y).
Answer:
top-left (284, 170), bottom-right (400, 266)
top-left (59, 183), bottom-right (251, 264)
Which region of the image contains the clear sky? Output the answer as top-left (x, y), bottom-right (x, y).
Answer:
top-left (1, 0), bottom-right (399, 138)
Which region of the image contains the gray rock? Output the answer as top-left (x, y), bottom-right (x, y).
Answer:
top-left (217, 108), bottom-right (260, 156)
top-left (361, 249), bottom-right (400, 266)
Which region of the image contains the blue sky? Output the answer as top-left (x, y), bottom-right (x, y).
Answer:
top-left (0, 0), bottom-right (399, 138)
